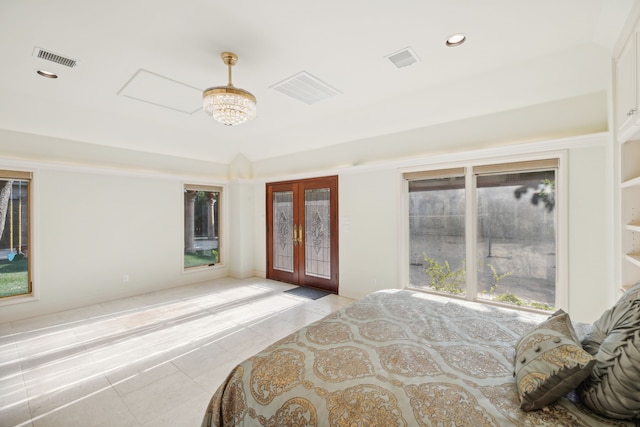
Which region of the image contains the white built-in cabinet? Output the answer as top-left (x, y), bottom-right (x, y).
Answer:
top-left (615, 19), bottom-right (640, 291)
top-left (616, 31), bottom-right (639, 141)
top-left (620, 140), bottom-right (640, 290)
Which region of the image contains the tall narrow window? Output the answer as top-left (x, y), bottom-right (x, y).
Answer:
top-left (408, 169), bottom-right (466, 296)
top-left (184, 184), bottom-right (221, 269)
top-left (475, 162), bottom-right (557, 310)
top-left (406, 159), bottom-right (560, 311)
top-left (0, 171), bottom-right (32, 298)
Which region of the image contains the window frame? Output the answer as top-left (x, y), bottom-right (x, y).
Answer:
top-left (401, 152), bottom-right (568, 312)
top-left (0, 169), bottom-right (34, 303)
top-left (182, 183), bottom-right (224, 272)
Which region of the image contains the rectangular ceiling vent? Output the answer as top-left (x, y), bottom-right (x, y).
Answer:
top-left (33, 47), bottom-right (78, 68)
top-left (270, 71), bottom-right (342, 105)
top-left (386, 47), bottom-right (420, 68)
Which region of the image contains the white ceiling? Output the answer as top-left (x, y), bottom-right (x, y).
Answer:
top-left (0, 1), bottom-right (636, 165)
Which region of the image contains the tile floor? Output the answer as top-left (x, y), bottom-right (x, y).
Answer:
top-left (0, 278), bottom-right (355, 427)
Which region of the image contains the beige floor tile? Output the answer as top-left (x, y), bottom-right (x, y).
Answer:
top-left (279, 305), bottom-right (328, 327)
top-left (120, 369), bottom-right (205, 424)
top-left (170, 341), bottom-right (232, 380)
top-left (26, 374), bottom-right (113, 420)
top-left (112, 360), bottom-right (179, 397)
top-left (141, 390), bottom-right (211, 427)
top-left (10, 313), bottom-right (65, 334)
top-left (31, 387), bottom-right (139, 427)
top-left (215, 326), bottom-right (272, 359)
top-left (246, 314), bottom-right (302, 341)
top-left (0, 342), bottom-right (21, 378)
top-left (56, 304), bottom-right (108, 324)
top-left (1, 277), bottom-right (351, 426)
top-left (102, 351), bottom-right (177, 390)
top-left (14, 330), bottom-right (85, 367)
top-left (192, 357), bottom-right (241, 396)
top-left (1, 403), bottom-right (32, 427)
top-left (0, 373), bottom-right (31, 427)
top-left (0, 322), bottom-right (16, 347)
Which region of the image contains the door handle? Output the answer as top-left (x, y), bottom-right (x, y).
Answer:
top-left (298, 224), bottom-right (304, 246)
top-left (292, 224), bottom-right (304, 246)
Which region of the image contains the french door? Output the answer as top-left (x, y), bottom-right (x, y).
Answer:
top-left (266, 176), bottom-right (338, 293)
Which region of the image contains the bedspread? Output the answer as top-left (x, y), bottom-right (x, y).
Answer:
top-left (201, 289), bottom-right (637, 426)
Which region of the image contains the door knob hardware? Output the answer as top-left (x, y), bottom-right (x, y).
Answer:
top-left (293, 224), bottom-right (304, 245)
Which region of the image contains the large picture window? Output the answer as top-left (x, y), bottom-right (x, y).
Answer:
top-left (407, 159), bottom-right (560, 311)
top-left (184, 184), bottom-right (221, 269)
top-left (0, 170), bottom-right (32, 298)
top-left (408, 169), bottom-right (466, 296)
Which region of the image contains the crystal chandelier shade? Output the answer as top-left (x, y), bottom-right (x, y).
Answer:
top-left (203, 52), bottom-right (256, 126)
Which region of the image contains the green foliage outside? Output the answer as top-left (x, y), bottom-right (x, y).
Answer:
top-left (0, 257), bottom-right (28, 297)
top-left (493, 291), bottom-right (524, 305)
top-left (184, 250), bottom-right (218, 268)
top-left (528, 301), bottom-right (555, 311)
top-left (423, 255), bottom-right (554, 311)
top-left (486, 263), bottom-right (513, 293)
top-left (537, 179), bottom-right (555, 212)
top-left (483, 263), bottom-right (554, 310)
top-left (423, 255), bottom-right (465, 294)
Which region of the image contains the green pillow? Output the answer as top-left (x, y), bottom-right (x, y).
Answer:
top-left (580, 282), bottom-right (640, 420)
top-left (515, 310), bottom-right (596, 411)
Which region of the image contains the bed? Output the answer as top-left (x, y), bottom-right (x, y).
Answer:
top-left (201, 289), bottom-right (639, 427)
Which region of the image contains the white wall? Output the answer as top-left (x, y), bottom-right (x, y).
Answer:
top-left (253, 183), bottom-right (267, 279)
top-left (0, 165), bottom-right (230, 323)
top-left (252, 92), bottom-right (607, 179)
top-left (337, 169), bottom-right (400, 299)
top-left (0, 129), bottom-right (229, 179)
top-left (0, 127), bottom-right (616, 324)
top-left (251, 134), bottom-right (616, 323)
top-left (226, 154), bottom-right (257, 279)
top-left (567, 144), bottom-right (616, 322)
top-left (227, 180), bottom-right (255, 279)
top-left (249, 170), bottom-right (401, 296)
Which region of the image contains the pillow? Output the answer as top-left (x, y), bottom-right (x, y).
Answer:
top-left (515, 310), bottom-right (596, 411)
top-left (579, 282), bottom-right (640, 420)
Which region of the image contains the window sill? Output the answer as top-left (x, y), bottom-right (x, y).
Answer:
top-left (407, 285), bottom-right (553, 315)
top-left (182, 263), bottom-right (224, 275)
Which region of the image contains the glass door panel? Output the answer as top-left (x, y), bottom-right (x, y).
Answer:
top-left (304, 188), bottom-right (331, 279)
top-left (476, 170), bottom-right (556, 309)
top-left (408, 176), bottom-right (466, 296)
top-left (273, 191), bottom-right (294, 273)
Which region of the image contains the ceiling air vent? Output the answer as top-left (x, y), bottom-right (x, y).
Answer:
top-left (33, 47), bottom-right (78, 68)
top-left (270, 71), bottom-right (341, 105)
top-left (386, 47), bottom-right (420, 68)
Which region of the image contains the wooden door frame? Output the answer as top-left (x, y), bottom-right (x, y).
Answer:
top-left (266, 175), bottom-right (339, 293)
top-left (265, 181), bottom-right (300, 285)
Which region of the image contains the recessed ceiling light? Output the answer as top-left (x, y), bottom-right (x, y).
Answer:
top-left (446, 33), bottom-right (467, 47)
top-left (36, 70), bottom-right (58, 79)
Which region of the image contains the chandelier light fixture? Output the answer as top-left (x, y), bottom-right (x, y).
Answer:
top-left (203, 52), bottom-right (256, 126)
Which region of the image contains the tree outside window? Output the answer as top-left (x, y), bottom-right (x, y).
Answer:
top-left (0, 172), bottom-right (32, 298)
top-left (407, 160), bottom-right (558, 311)
top-left (184, 185), bottom-right (220, 269)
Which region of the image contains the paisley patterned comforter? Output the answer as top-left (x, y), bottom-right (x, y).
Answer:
top-left (201, 289), bottom-right (637, 426)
